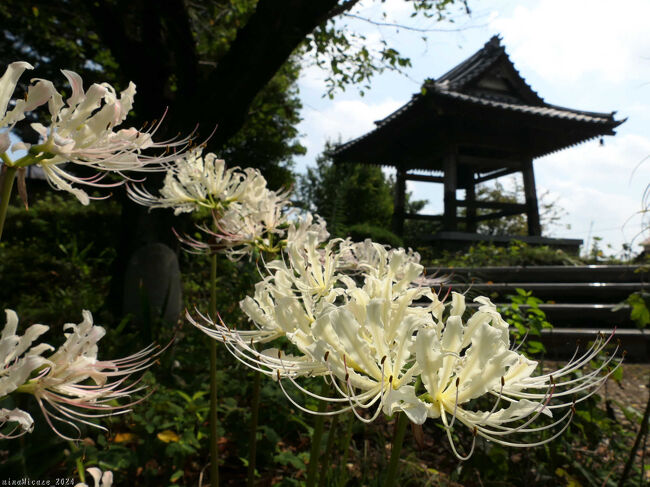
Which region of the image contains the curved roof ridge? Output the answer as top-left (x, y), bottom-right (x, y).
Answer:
top-left (436, 35), bottom-right (504, 88)
top-left (434, 34), bottom-right (545, 105)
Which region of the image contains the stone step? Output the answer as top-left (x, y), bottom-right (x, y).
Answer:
top-left (415, 302), bottom-right (633, 326)
top-left (456, 282), bottom-right (641, 302)
top-left (429, 265), bottom-right (648, 284)
top-left (470, 302), bottom-right (631, 326)
top-left (417, 264), bottom-right (649, 359)
top-left (539, 328), bottom-right (647, 362)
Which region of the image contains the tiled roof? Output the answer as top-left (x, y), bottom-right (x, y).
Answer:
top-left (435, 89), bottom-right (616, 123)
top-left (370, 88), bottom-right (617, 130)
top-left (434, 35), bottom-right (544, 104)
top-left (334, 35), bottom-right (622, 159)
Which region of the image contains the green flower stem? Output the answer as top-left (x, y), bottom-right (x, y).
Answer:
top-left (317, 413), bottom-right (339, 487)
top-left (245, 240), bottom-right (278, 486)
top-left (619, 373), bottom-right (650, 486)
top-left (0, 148), bottom-right (54, 242)
top-left (209, 251), bottom-right (219, 487)
top-left (384, 412), bottom-right (409, 487)
top-left (306, 399), bottom-right (327, 487)
top-left (338, 413), bottom-right (354, 487)
top-left (0, 164), bottom-right (17, 241)
top-left (69, 441), bottom-right (85, 483)
top-left (246, 370), bottom-right (261, 487)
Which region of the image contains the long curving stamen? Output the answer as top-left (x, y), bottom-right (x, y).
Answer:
top-left (440, 407), bottom-right (477, 461)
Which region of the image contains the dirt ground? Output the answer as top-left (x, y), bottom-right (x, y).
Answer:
top-left (605, 363), bottom-right (650, 425)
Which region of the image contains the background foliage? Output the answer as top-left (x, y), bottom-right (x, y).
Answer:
top-left (0, 1), bottom-right (646, 485)
top-left (0, 195), bottom-right (642, 486)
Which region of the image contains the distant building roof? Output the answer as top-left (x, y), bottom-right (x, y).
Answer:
top-left (333, 35), bottom-right (624, 171)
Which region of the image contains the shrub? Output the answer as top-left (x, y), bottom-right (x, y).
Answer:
top-left (345, 223), bottom-right (404, 248)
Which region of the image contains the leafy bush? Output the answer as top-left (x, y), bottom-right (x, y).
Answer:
top-left (423, 240), bottom-right (581, 267)
top-left (345, 223), bottom-right (404, 248)
top-left (0, 192), bottom-right (119, 326)
top-left (0, 193), bottom-right (642, 487)
top-left (500, 288), bottom-right (553, 357)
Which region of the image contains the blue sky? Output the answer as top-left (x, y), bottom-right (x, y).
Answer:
top-left (294, 0), bottom-right (650, 255)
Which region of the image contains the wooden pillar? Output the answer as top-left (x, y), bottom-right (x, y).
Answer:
top-left (522, 158), bottom-right (541, 236)
top-left (392, 166), bottom-right (406, 236)
top-left (443, 150), bottom-right (458, 231)
top-left (465, 172), bottom-right (477, 233)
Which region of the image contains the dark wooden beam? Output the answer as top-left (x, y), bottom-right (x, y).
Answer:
top-left (522, 158), bottom-right (542, 236)
top-left (404, 213), bottom-right (444, 222)
top-left (456, 200), bottom-right (527, 211)
top-left (405, 173), bottom-right (445, 183)
top-left (474, 167), bottom-right (520, 184)
top-left (443, 149), bottom-right (458, 231)
top-left (475, 208), bottom-right (527, 221)
top-left (458, 155), bottom-right (522, 169)
top-left (466, 176), bottom-right (477, 232)
top-left (392, 167), bottom-right (406, 236)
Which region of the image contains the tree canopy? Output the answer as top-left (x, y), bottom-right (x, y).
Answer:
top-left (298, 145), bottom-right (427, 245)
top-left (1, 0), bottom-right (467, 316)
top-left (1, 0), bottom-right (465, 158)
top-left (468, 178), bottom-right (569, 237)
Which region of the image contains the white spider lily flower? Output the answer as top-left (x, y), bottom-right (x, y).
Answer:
top-left (0, 408), bottom-right (35, 439)
top-left (9, 310), bottom-right (160, 440)
top-left (129, 148), bottom-right (292, 259)
top-left (207, 187), bottom-right (292, 260)
top-left (264, 274), bottom-right (438, 423)
top-left (193, 240), bottom-right (443, 424)
top-left (0, 62), bottom-right (52, 161)
top-left (1, 65), bottom-right (191, 205)
top-left (29, 70), bottom-right (172, 169)
top-left (0, 309), bottom-right (52, 439)
top-left (0, 62), bottom-right (33, 121)
top-left (286, 283), bottom-right (435, 424)
top-left (190, 232), bottom-right (345, 353)
top-left (415, 292), bottom-right (620, 460)
top-left (75, 467), bottom-right (113, 487)
top-left (337, 239), bottom-right (447, 288)
top-left (127, 149), bottom-right (246, 214)
top-left (0, 309), bottom-right (52, 398)
top-left (286, 213), bottom-right (329, 249)
top-left (0, 62), bottom-right (35, 128)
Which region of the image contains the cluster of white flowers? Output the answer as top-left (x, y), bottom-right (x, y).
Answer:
top-left (0, 310), bottom-right (158, 440)
top-left (191, 223), bottom-right (620, 459)
top-left (337, 237), bottom-right (447, 287)
top-left (75, 468), bottom-right (113, 487)
top-left (128, 147), bottom-right (292, 260)
top-left (0, 61), bottom-right (188, 205)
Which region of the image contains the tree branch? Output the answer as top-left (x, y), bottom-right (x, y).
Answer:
top-left (199, 0), bottom-right (341, 147)
top-left (320, 0), bottom-right (362, 23)
top-left (342, 12), bottom-right (486, 33)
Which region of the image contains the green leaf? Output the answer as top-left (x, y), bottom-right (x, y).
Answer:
top-left (170, 470), bottom-right (184, 482)
top-left (175, 390), bottom-right (192, 404)
top-left (527, 341), bottom-right (546, 353)
top-left (610, 366), bottom-right (623, 382)
top-left (627, 292), bottom-right (650, 328)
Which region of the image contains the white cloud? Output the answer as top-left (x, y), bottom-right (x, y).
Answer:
top-left (490, 0), bottom-right (650, 84)
top-left (299, 62), bottom-right (329, 93)
top-left (534, 134), bottom-right (650, 249)
top-left (538, 134), bottom-right (650, 185)
top-left (296, 98), bottom-right (404, 172)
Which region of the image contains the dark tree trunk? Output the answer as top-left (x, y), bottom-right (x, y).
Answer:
top-left (85, 0), bottom-right (350, 321)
